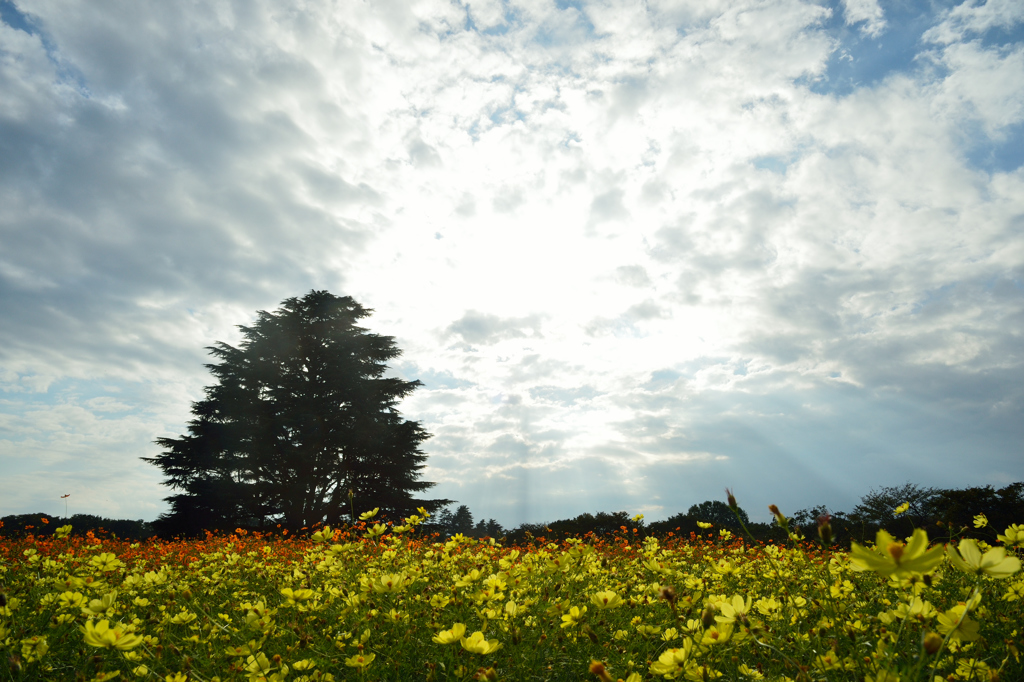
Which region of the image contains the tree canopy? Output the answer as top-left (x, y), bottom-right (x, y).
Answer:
top-left (687, 500), bottom-right (749, 528)
top-left (144, 291), bottom-right (446, 536)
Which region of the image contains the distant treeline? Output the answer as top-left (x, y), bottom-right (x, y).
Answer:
top-left (4, 482), bottom-right (1021, 547)
top-left (421, 482), bottom-right (1024, 548)
top-left (0, 514), bottom-right (155, 540)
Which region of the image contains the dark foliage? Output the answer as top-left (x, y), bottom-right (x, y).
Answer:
top-left (143, 291), bottom-right (448, 538)
top-left (0, 514), bottom-right (155, 540)
top-left (686, 499), bottom-right (750, 528)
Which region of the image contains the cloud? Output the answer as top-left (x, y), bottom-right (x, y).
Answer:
top-left (1, 0), bottom-right (1022, 526)
top-left (841, 0), bottom-right (887, 37)
top-left (445, 310), bottom-right (545, 346)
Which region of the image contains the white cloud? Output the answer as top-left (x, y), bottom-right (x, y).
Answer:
top-left (0, 0), bottom-right (1022, 525)
top-left (841, 0), bottom-right (887, 37)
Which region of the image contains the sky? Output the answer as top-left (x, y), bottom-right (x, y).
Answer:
top-left (1, 0), bottom-right (1022, 528)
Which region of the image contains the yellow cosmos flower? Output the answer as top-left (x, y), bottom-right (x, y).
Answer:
top-left (363, 523), bottom-right (387, 538)
top-left (973, 514), bottom-right (988, 528)
top-left (82, 591), bottom-right (118, 617)
top-left (997, 524), bottom-right (1024, 547)
top-left (697, 522), bottom-right (713, 529)
top-left (461, 631), bottom-right (502, 654)
top-left (80, 620), bottom-right (144, 651)
top-left (280, 587), bottom-right (315, 602)
top-left (168, 611), bottom-right (197, 625)
top-left (738, 664), bottom-right (764, 679)
top-left (715, 595), bottom-right (752, 625)
top-left (59, 591), bottom-right (87, 609)
top-left (560, 605), bottom-right (587, 628)
top-left (432, 623), bottom-right (467, 644)
top-left (849, 529), bottom-right (943, 577)
top-left (936, 604), bottom-right (980, 642)
top-left (590, 590), bottom-right (624, 610)
top-left (89, 552), bottom-right (125, 572)
top-left (649, 638), bottom-right (695, 679)
top-left (344, 653), bottom-right (375, 670)
top-left (163, 674), bottom-right (187, 682)
top-left (893, 502), bottom-right (910, 515)
top-left (19, 635), bottom-right (48, 661)
top-left (91, 673), bottom-right (121, 682)
top-left (700, 623), bottom-right (734, 646)
top-left (946, 538), bottom-right (1022, 579)
top-left (359, 508), bottom-right (379, 520)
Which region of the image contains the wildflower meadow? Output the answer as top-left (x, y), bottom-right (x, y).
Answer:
top-left (1, 502), bottom-right (1021, 682)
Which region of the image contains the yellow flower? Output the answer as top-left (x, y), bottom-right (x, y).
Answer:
top-left (19, 635), bottom-right (48, 661)
top-left (936, 604), bottom-right (980, 642)
top-left (89, 552), bottom-right (125, 572)
top-left (131, 666), bottom-right (149, 678)
top-left (946, 538), bottom-right (1022, 579)
top-left (997, 524), bottom-right (1024, 547)
top-left (82, 591), bottom-right (118, 616)
top-left (649, 638), bottom-right (695, 678)
top-left (310, 526), bottom-right (333, 543)
top-left (292, 660), bottom-right (316, 671)
top-left (697, 522), bottom-right (713, 529)
top-left (432, 623), bottom-right (467, 644)
top-left (973, 514), bottom-right (988, 528)
top-left (91, 673), bottom-right (121, 682)
top-left (591, 590), bottom-right (624, 610)
top-left (59, 591), bottom-right (87, 609)
top-left (560, 605), bottom-right (587, 628)
top-left (893, 502), bottom-right (910, 515)
top-left (280, 587), bottom-right (315, 602)
top-left (738, 664), bottom-right (764, 679)
top-left (892, 597), bottom-right (936, 621)
top-left (715, 595), bottom-right (752, 625)
top-left (849, 529), bottom-right (943, 577)
top-left (81, 620), bottom-right (144, 650)
top-left (164, 675), bottom-right (187, 682)
top-left (168, 611), bottom-right (198, 625)
top-left (245, 652), bottom-right (289, 679)
top-left (460, 631), bottom-right (502, 654)
top-left (359, 508), bottom-right (379, 521)
top-left (345, 652), bottom-right (375, 670)
top-left (699, 623), bottom-right (733, 646)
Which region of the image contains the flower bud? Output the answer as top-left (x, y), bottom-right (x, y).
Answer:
top-left (769, 505), bottom-right (788, 530)
top-left (923, 632), bottom-right (942, 655)
top-left (701, 606), bottom-right (716, 629)
top-left (725, 489), bottom-right (738, 511)
top-left (817, 514), bottom-right (833, 546)
top-left (588, 661), bottom-right (614, 682)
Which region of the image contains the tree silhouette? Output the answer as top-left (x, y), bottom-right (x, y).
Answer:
top-left (687, 500), bottom-right (749, 528)
top-left (850, 482), bottom-right (937, 532)
top-left (144, 291), bottom-right (446, 536)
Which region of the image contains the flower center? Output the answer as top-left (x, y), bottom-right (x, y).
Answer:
top-left (887, 543), bottom-right (904, 562)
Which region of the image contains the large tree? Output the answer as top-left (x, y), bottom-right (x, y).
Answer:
top-left (144, 291), bottom-right (446, 536)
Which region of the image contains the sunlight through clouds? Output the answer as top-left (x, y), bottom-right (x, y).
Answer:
top-left (1, 0), bottom-right (1022, 526)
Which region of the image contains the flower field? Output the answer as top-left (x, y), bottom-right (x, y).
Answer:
top-left (1, 510), bottom-right (1022, 682)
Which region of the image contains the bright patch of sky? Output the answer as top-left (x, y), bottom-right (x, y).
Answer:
top-left (1, 0), bottom-right (1022, 526)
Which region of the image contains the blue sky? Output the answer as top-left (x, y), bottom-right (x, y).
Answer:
top-left (1, 0), bottom-right (1022, 527)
